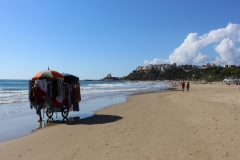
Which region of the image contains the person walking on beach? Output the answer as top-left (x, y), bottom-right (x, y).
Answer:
top-left (32, 84), bottom-right (46, 122)
top-left (186, 82), bottom-right (190, 92)
top-left (181, 80), bottom-right (185, 92)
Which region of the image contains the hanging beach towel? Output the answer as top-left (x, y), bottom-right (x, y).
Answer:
top-left (75, 84), bottom-right (81, 102)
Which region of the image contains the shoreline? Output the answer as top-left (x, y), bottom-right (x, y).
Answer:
top-left (0, 94), bottom-right (129, 143)
top-left (1, 82), bottom-right (240, 159)
top-left (0, 82), bottom-right (173, 143)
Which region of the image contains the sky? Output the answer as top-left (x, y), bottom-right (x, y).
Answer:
top-left (1, 0), bottom-right (240, 80)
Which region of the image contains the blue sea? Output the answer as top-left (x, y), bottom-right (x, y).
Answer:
top-left (0, 79), bottom-right (172, 119)
top-left (0, 79), bottom-right (172, 142)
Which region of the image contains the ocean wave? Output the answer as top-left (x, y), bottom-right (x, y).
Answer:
top-left (1, 88), bottom-right (27, 91)
top-left (0, 90), bottom-right (28, 94)
top-left (0, 80), bottom-right (172, 118)
top-left (81, 82), bottom-right (171, 93)
top-left (0, 99), bottom-right (29, 105)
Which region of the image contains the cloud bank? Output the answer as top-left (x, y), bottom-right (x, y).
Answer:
top-left (145, 23), bottom-right (240, 66)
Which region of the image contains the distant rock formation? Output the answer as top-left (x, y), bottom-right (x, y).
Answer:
top-left (106, 73), bottom-right (112, 78)
top-left (102, 73), bottom-right (121, 81)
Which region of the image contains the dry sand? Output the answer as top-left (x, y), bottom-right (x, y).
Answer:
top-left (1, 82), bottom-right (240, 160)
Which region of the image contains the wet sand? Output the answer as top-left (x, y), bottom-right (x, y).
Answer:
top-left (1, 82), bottom-right (240, 159)
top-left (0, 95), bottom-right (128, 143)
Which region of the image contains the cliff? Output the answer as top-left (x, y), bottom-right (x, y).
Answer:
top-left (101, 73), bottom-right (121, 81)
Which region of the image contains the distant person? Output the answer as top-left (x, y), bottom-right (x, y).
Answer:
top-left (186, 82), bottom-right (190, 92)
top-left (181, 81), bottom-right (185, 92)
top-left (32, 84), bottom-right (46, 122)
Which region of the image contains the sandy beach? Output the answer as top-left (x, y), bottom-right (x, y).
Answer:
top-left (1, 82), bottom-right (240, 159)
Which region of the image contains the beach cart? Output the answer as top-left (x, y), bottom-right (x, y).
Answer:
top-left (29, 69), bottom-right (81, 118)
top-left (44, 99), bottom-right (70, 118)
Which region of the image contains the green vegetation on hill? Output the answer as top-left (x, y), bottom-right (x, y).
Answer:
top-left (122, 66), bottom-right (240, 81)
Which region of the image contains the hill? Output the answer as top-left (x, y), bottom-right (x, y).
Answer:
top-left (122, 66), bottom-right (240, 82)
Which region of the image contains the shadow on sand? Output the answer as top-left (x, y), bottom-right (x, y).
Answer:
top-left (46, 114), bottom-right (123, 125)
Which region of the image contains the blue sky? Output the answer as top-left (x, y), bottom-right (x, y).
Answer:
top-left (1, 0), bottom-right (240, 79)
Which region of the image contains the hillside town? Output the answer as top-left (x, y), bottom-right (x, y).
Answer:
top-left (135, 63), bottom-right (238, 72)
top-left (100, 63), bottom-right (240, 82)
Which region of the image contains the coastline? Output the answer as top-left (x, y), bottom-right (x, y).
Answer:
top-left (1, 82), bottom-right (240, 159)
top-left (0, 80), bottom-right (172, 143)
top-left (0, 94), bottom-right (130, 143)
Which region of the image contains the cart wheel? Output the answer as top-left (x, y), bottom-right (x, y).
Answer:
top-left (46, 108), bottom-right (53, 118)
top-left (47, 118), bottom-right (54, 123)
top-left (62, 117), bottom-right (69, 122)
top-left (62, 107), bottom-right (69, 118)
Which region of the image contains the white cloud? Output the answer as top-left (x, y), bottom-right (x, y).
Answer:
top-left (144, 60), bottom-right (150, 64)
top-left (144, 58), bottom-right (169, 65)
top-left (193, 53), bottom-right (208, 64)
top-left (215, 38), bottom-right (240, 64)
top-left (145, 23), bottom-right (240, 66)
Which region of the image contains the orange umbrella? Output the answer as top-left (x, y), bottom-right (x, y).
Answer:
top-left (32, 69), bottom-right (64, 80)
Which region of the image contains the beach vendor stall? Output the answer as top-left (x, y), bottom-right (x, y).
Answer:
top-left (29, 69), bottom-right (81, 120)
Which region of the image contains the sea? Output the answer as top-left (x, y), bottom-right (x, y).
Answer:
top-left (0, 79), bottom-right (173, 119)
top-left (0, 79), bottom-right (172, 142)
